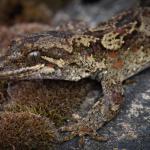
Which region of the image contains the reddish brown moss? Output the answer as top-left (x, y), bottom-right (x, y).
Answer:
top-left (0, 112), bottom-right (58, 150)
top-left (5, 79), bottom-right (100, 127)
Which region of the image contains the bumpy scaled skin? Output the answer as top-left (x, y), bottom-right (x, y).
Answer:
top-left (0, 7), bottom-right (150, 143)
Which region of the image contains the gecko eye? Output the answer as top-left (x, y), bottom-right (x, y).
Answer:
top-left (27, 51), bottom-right (41, 63)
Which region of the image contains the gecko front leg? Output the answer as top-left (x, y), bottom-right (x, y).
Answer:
top-left (60, 77), bottom-right (124, 143)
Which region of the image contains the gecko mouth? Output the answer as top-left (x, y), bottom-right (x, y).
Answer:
top-left (0, 64), bottom-right (55, 80)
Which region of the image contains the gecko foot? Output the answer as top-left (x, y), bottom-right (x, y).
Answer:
top-left (60, 123), bottom-right (108, 143)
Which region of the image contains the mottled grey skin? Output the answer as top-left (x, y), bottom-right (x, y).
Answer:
top-left (0, 7), bottom-right (149, 143)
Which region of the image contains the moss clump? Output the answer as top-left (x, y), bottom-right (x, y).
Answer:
top-left (0, 112), bottom-right (58, 150)
top-left (5, 79), bottom-right (99, 127)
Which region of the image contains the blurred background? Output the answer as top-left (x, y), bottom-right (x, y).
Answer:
top-left (0, 0), bottom-right (142, 26)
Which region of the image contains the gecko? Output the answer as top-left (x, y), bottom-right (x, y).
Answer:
top-left (0, 7), bottom-right (149, 143)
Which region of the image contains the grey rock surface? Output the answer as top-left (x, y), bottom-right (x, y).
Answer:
top-left (85, 68), bottom-right (150, 150)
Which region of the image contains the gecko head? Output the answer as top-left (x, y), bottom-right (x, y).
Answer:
top-left (0, 33), bottom-right (68, 80)
top-left (0, 50), bottom-right (54, 80)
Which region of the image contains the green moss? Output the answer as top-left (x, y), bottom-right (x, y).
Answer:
top-left (6, 103), bottom-right (69, 127)
top-left (0, 112), bottom-right (58, 150)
